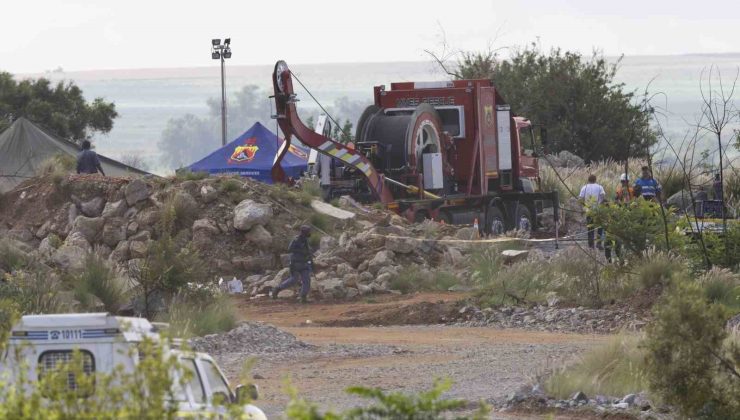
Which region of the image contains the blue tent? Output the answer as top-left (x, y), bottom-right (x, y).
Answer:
top-left (187, 122), bottom-right (308, 183)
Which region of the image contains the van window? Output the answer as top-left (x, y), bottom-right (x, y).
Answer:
top-left (181, 358), bottom-right (206, 404)
top-left (201, 360), bottom-right (230, 400)
top-left (38, 350), bottom-right (95, 396)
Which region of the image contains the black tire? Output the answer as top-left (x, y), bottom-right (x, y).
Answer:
top-left (487, 206), bottom-right (506, 236)
top-left (514, 204), bottom-right (533, 232)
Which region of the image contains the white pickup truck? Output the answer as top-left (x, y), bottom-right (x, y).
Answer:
top-left (2, 313), bottom-right (267, 419)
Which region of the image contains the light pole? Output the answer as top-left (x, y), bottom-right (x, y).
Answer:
top-left (211, 38), bottom-right (232, 146)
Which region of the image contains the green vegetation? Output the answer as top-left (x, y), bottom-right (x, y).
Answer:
top-left (545, 334), bottom-right (649, 399)
top-left (285, 379), bottom-right (489, 419)
top-left (300, 176), bottom-right (322, 198)
top-left (0, 72), bottom-right (118, 141)
top-left (448, 45), bottom-right (655, 161)
top-left (70, 253), bottom-right (127, 313)
top-left (0, 269), bottom-right (64, 315)
top-left (173, 170), bottom-right (209, 182)
top-left (158, 291), bottom-right (236, 337)
top-left (389, 266), bottom-right (458, 294)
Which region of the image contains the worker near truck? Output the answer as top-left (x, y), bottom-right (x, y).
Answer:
top-left (634, 166), bottom-right (662, 201)
top-left (76, 140), bottom-right (106, 176)
top-left (579, 174), bottom-right (606, 249)
top-left (271, 225), bottom-right (314, 303)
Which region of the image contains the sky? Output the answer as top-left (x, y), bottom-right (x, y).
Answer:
top-left (2, 0), bottom-right (739, 74)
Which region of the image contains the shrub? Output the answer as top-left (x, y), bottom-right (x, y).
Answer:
top-left (0, 239), bottom-right (31, 272)
top-left (389, 266), bottom-right (459, 294)
top-left (158, 292), bottom-right (236, 337)
top-left (698, 267), bottom-right (740, 312)
top-left (644, 280), bottom-right (740, 418)
top-left (218, 177), bottom-right (243, 193)
top-left (0, 269), bottom-right (65, 314)
top-left (174, 170), bottom-right (208, 181)
top-left (300, 176), bottom-right (322, 198)
top-left (545, 334), bottom-right (649, 399)
top-left (631, 251), bottom-right (688, 290)
top-left (70, 253), bottom-right (127, 313)
top-left (309, 213), bottom-right (331, 231)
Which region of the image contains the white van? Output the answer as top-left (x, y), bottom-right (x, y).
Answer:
top-left (2, 313), bottom-right (267, 419)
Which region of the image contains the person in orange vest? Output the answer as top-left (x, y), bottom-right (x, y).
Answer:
top-left (615, 173), bottom-right (635, 203)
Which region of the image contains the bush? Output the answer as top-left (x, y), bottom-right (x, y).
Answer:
top-left (174, 170), bottom-right (208, 181)
top-left (0, 269), bottom-right (65, 314)
top-left (644, 280), bottom-right (740, 418)
top-left (158, 291), bottom-right (236, 337)
top-left (300, 176), bottom-right (322, 198)
top-left (0, 239), bottom-right (31, 272)
top-left (698, 267), bottom-right (740, 312)
top-left (309, 213), bottom-right (331, 232)
top-left (631, 251), bottom-right (688, 290)
top-left (389, 266), bottom-right (459, 294)
top-left (545, 334), bottom-right (649, 399)
top-left (70, 253), bottom-right (127, 313)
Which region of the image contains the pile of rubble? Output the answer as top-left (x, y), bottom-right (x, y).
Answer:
top-left (189, 322), bottom-right (313, 356)
top-left (457, 304), bottom-right (647, 334)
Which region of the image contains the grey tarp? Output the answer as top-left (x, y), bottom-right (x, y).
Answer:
top-left (0, 118), bottom-right (149, 192)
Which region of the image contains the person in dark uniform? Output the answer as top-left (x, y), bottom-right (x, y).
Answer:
top-left (76, 140), bottom-right (106, 176)
top-left (271, 225), bottom-right (314, 303)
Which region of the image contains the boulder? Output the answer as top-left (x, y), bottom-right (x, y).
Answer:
top-left (357, 284), bottom-right (372, 295)
top-left (36, 221), bottom-right (52, 239)
top-left (125, 179), bottom-right (150, 206)
top-left (102, 218), bottom-right (127, 248)
top-left (53, 245), bottom-right (87, 270)
top-left (444, 247), bottom-right (465, 266)
top-left (126, 221), bottom-right (139, 236)
top-left (244, 225), bottom-right (273, 248)
top-left (129, 240), bottom-right (150, 259)
top-left (109, 241), bottom-right (130, 262)
top-left (359, 271), bottom-right (374, 283)
top-left (192, 218), bottom-right (220, 236)
top-left (455, 227), bottom-right (479, 240)
top-left (502, 249), bottom-right (529, 264)
top-left (368, 250), bottom-right (395, 275)
top-left (384, 236), bottom-right (416, 254)
top-left (37, 236), bottom-right (57, 259)
top-left (80, 197), bottom-right (106, 217)
top-left (232, 255), bottom-right (274, 272)
top-left (377, 265), bottom-right (399, 279)
top-left (319, 235), bottom-right (338, 251)
top-left (343, 273), bottom-right (361, 287)
top-left (335, 262), bottom-right (354, 277)
top-left (233, 200), bottom-right (273, 231)
top-left (345, 288), bottom-right (360, 299)
top-left (64, 231), bottom-right (92, 251)
top-left (70, 216), bottom-right (104, 243)
top-left (102, 200), bottom-right (127, 218)
top-left (200, 185), bottom-right (218, 203)
top-left (129, 230), bottom-right (151, 242)
top-left (8, 227), bottom-right (35, 244)
top-left (316, 278), bottom-right (345, 299)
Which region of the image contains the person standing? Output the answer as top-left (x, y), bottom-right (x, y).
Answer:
top-left (579, 174), bottom-right (606, 249)
top-left (271, 225), bottom-right (314, 303)
top-left (615, 173), bottom-right (635, 203)
top-left (76, 140), bottom-right (106, 176)
top-left (634, 166), bottom-right (661, 201)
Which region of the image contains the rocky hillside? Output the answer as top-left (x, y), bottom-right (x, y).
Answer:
top-left (0, 174), bottom-right (477, 299)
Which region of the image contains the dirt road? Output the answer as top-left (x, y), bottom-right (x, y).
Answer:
top-left (227, 294), bottom-right (607, 418)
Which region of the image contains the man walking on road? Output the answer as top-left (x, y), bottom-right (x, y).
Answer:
top-left (579, 174), bottom-right (606, 249)
top-left (271, 225), bottom-right (314, 303)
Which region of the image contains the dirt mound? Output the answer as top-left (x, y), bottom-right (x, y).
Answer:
top-left (189, 322), bottom-right (314, 356)
top-left (323, 300), bottom-right (462, 327)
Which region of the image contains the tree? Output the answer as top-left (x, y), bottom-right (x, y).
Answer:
top-left (431, 44), bottom-right (656, 161)
top-left (0, 72), bottom-right (118, 141)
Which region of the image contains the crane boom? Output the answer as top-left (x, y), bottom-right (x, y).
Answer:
top-left (270, 60), bottom-right (393, 203)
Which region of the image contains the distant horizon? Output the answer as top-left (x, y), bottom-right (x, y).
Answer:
top-left (17, 51), bottom-right (740, 78)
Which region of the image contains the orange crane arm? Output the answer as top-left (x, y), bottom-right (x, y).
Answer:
top-left (270, 61), bottom-right (393, 203)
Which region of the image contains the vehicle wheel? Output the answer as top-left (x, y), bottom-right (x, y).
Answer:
top-left (487, 207), bottom-right (505, 236)
top-left (515, 204), bottom-right (533, 232)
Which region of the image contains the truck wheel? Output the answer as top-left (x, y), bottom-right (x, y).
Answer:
top-left (515, 204), bottom-right (533, 232)
top-left (487, 207), bottom-right (505, 236)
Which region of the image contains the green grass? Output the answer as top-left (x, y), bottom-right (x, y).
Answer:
top-left (309, 213), bottom-right (331, 231)
top-left (0, 239), bottom-right (30, 272)
top-left (159, 293), bottom-right (237, 337)
top-left (545, 334), bottom-right (650, 399)
top-left (174, 170), bottom-right (209, 181)
top-left (300, 177), bottom-right (322, 197)
top-left (699, 267), bottom-right (740, 313)
top-left (218, 177), bottom-right (243, 193)
top-left (389, 266), bottom-right (459, 294)
top-left (70, 253), bottom-right (126, 313)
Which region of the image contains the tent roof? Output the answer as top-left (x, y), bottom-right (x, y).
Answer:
top-left (187, 122), bottom-right (307, 182)
top-left (0, 117), bottom-right (150, 193)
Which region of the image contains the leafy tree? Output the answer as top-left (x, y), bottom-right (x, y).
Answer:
top-left (645, 280), bottom-right (740, 419)
top-left (331, 119), bottom-right (353, 144)
top-left (0, 72), bottom-right (117, 141)
top-left (444, 44), bottom-right (656, 161)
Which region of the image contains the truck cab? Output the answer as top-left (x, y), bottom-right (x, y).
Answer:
top-left (2, 313), bottom-right (266, 419)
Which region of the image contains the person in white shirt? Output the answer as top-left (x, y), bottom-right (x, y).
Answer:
top-left (579, 174), bottom-right (606, 249)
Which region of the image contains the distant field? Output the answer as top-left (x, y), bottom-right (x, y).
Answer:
top-left (20, 54), bottom-right (740, 173)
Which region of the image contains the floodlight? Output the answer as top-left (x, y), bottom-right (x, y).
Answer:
top-left (212, 52), bottom-right (220, 60)
top-left (212, 39), bottom-right (221, 46)
top-left (223, 50), bottom-right (232, 59)
top-left (224, 38), bottom-right (231, 45)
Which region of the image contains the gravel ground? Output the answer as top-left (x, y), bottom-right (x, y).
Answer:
top-left (193, 323), bottom-right (603, 418)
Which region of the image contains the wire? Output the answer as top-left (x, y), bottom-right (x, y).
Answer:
top-left (289, 70), bottom-right (352, 141)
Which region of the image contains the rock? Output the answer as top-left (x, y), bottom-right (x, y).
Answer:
top-left (455, 227), bottom-right (478, 240)
top-left (36, 221), bottom-right (52, 239)
top-left (319, 236), bottom-right (337, 251)
top-left (612, 402), bottom-right (629, 409)
top-left (317, 278), bottom-right (345, 299)
top-left (244, 225), bottom-right (273, 248)
top-left (129, 230), bottom-right (151, 242)
top-left (80, 197), bottom-right (106, 217)
top-left (200, 185), bottom-right (218, 203)
top-left (546, 292), bottom-right (560, 307)
top-left (368, 250), bottom-right (395, 274)
top-left (233, 200), bottom-right (273, 231)
top-left (95, 244), bottom-right (112, 259)
top-left (343, 273), bottom-right (361, 287)
top-left (376, 272), bottom-right (393, 285)
top-left (37, 236), bottom-right (57, 259)
top-left (502, 249), bottom-right (529, 264)
top-left (192, 218), bottom-right (220, 235)
top-left (53, 245), bottom-right (87, 270)
top-left (345, 288), bottom-right (360, 299)
top-left (357, 284), bottom-right (372, 295)
top-left (8, 227), bottom-right (34, 244)
top-left (102, 200), bottom-right (127, 218)
top-left (129, 240), bottom-right (149, 259)
top-left (125, 179), bottom-right (150, 205)
top-left (64, 231), bottom-right (92, 251)
top-left (67, 204), bottom-right (79, 227)
top-left (124, 206), bottom-right (139, 219)
top-left (571, 391), bottom-right (588, 402)
top-left (384, 236), bottom-right (416, 254)
top-left (444, 247), bottom-right (465, 266)
top-left (110, 241), bottom-right (130, 262)
top-left (102, 218), bottom-right (127, 248)
top-left (335, 263), bottom-right (354, 277)
top-left (621, 394), bottom-right (636, 405)
top-left (377, 265), bottom-right (399, 278)
top-left (359, 271), bottom-right (374, 283)
top-left (126, 221), bottom-right (139, 236)
top-left (70, 216), bottom-right (104, 243)
top-left (232, 255), bottom-right (274, 272)
top-left (275, 289), bottom-right (294, 298)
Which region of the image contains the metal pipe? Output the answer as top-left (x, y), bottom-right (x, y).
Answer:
top-left (220, 54), bottom-right (227, 146)
top-left (384, 176), bottom-right (441, 199)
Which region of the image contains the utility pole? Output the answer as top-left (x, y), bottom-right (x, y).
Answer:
top-left (211, 38), bottom-right (232, 146)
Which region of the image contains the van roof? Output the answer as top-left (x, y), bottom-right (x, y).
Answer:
top-left (11, 313), bottom-right (163, 343)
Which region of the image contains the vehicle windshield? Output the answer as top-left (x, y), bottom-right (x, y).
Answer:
top-left (202, 360), bottom-right (231, 400)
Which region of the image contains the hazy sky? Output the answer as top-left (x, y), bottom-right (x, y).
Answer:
top-left (3, 0), bottom-right (739, 74)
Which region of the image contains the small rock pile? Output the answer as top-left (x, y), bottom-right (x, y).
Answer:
top-left (189, 322), bottom-right (313, 356)
top-left (457, 305), bottom-right (647, 333)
